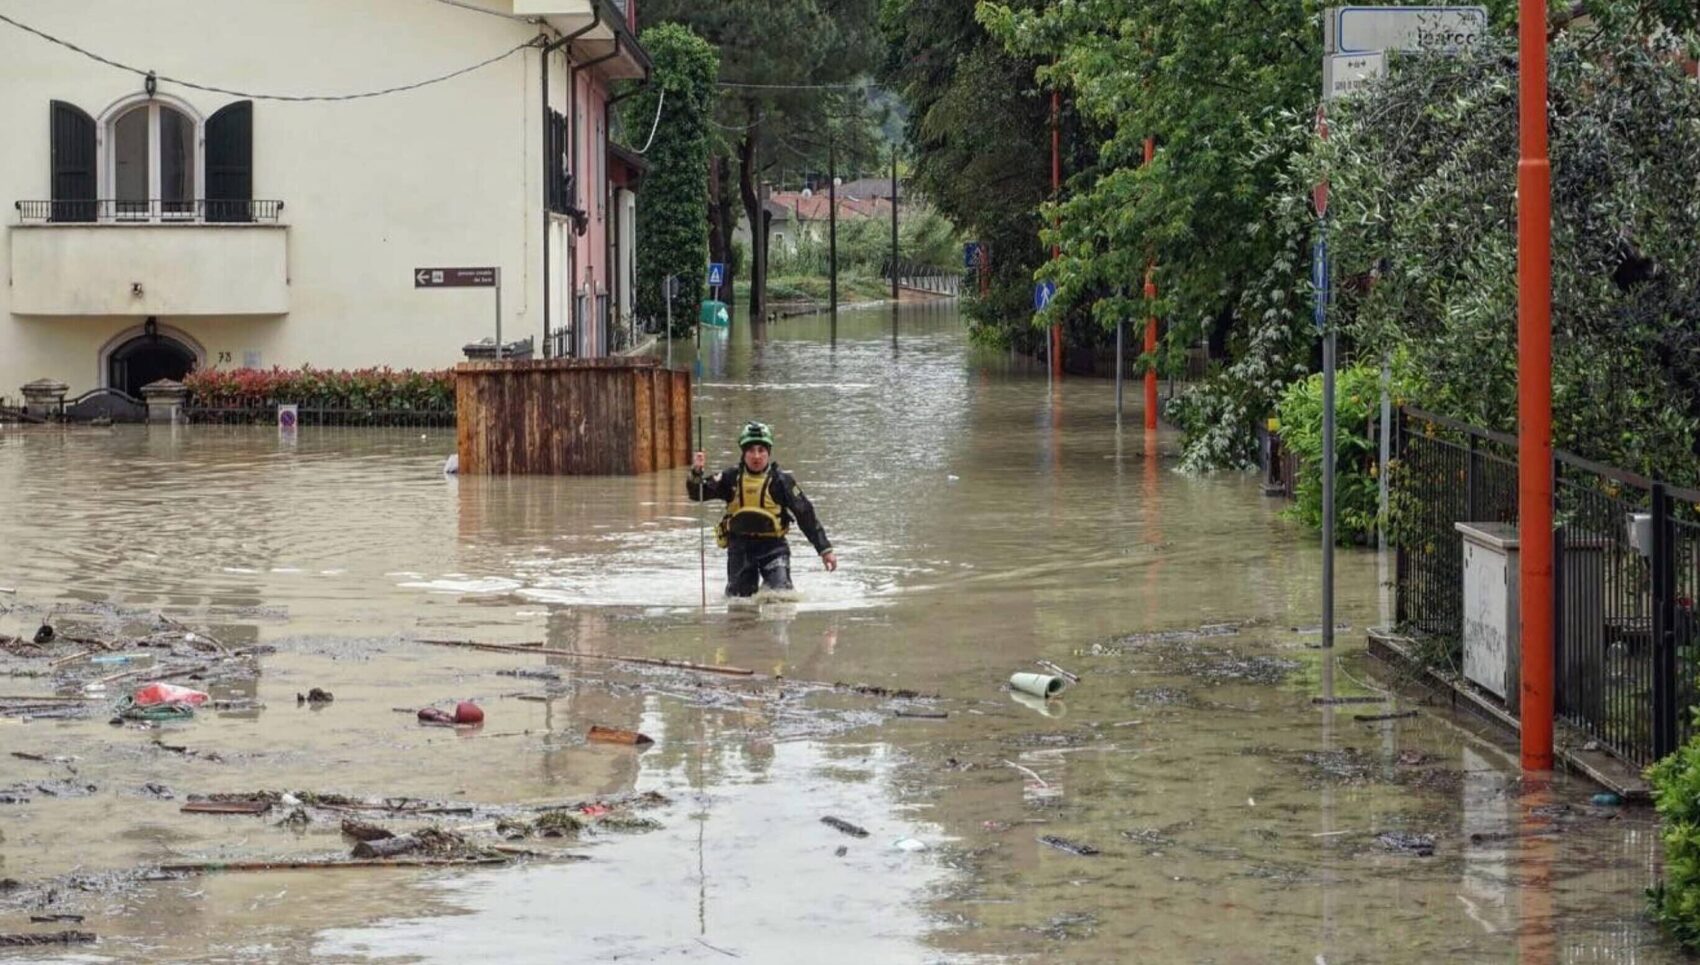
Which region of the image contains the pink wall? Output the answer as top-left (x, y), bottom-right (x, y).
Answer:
top-left (573, 69), bottom-right (610, 355)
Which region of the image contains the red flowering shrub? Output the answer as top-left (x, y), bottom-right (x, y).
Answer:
top-left (183, 366), bottom-right (454, 411)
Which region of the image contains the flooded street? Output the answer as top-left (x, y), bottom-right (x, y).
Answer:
top-left (0, 301), bottom-right (1677, 963)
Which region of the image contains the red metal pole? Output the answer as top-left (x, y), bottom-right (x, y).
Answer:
top-left (1050, 90), bottom-right (1062, 380)
top-left (1517, 0), bottom-right (1554, 772)
top-left (1142, 135), bottom-right (1158, 431)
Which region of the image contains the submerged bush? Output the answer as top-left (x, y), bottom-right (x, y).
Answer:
top-left (1275, 362), bottom-right (1389, 544)
top-left (1650, 714), bottom-right (1700, 948)
top-left (184, 366), bottom-right (454, 410)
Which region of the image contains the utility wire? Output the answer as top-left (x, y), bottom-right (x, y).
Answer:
top-left (422, 0), bottom-right (539, 22)
top-left (716, 80), bottom-right (880, 91)
top-left (632, 88), bottom-right (666, 154)
top-left (0, 11), bottom-right (539, 102)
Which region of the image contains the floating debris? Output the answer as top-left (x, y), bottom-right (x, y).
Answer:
top-left (1115, 623), bottom-right (1245, 646)
top-left (1354, 710), bottom-right (1418, 723)
top-left (297, 688), bottom-right (334, 705)
top-left (182, 799), bottom-right (271, 815)
top-left (0, 931), bottom-right (96, 947)
top-left (497, 667), bottom-right (562, 682)
top-left (821, 816), bottom-right (870, 838)
top-left (587, 725), bottom-right (652, 746)
top-left (1469, 826), bottom-right (1560, 845)
top-left (340, 819), bottom-right (394, 842)
top-left (1038, 835), bottom-right (1100, 856)
top-left (1377, 831), bottom-right (1436, 856)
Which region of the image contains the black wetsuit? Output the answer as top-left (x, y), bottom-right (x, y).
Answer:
top-left (686, 462), bottom-right (832, 598)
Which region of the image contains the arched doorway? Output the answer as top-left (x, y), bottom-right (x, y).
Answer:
top-left (107, 329), bottom-right (197, 396)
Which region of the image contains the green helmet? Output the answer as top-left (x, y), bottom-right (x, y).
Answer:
top-left (738, 421), bottom-right (775, 450)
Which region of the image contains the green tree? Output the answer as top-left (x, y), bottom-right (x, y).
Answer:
top-left (977, 0), bottom-right (1342, 373)
top-left (882, 0), bottom-right (1102, 359)
top-left (641, 0), bottom-right (885, 324)
top-left (1285, 25), bottom-right (1700, 484)
top-left (628, 24), bottom-right (719, 334)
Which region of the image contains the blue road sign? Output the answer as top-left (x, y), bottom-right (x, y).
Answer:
top-left (1034, 280), bottom-right (1057, 311)
top-left (1312, 236), bottom-right (1329, 333)
top-left (964, 242), bottom-right (983, 269)
top-left (707, 263), bottom-right (726, 288)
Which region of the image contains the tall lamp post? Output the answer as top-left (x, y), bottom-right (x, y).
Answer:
top-left (1517, 0), bottom-right (1554, 772)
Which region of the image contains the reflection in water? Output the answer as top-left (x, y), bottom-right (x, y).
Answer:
top-left (0, 301), bottom-right (1679, 962)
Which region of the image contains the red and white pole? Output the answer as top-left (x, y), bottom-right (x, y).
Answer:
top-left (1517, 0), bottom-right (1554, 771)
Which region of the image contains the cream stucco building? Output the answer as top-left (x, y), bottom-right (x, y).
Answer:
top-left (1, 0), bottom-right (648, 404)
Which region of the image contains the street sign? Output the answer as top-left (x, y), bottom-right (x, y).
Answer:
top-left (1324, 6), bottom-right (1487, 54)
top-left (416, 266), bottom-right (503, 358)
top-left (707, 263), bottom-right (725, 288)
top-left (414, 266), bottom-right (497, 288)
top-left (1324, 50), bottom-right (1387, 100)
top-left (1312, 237), bottom-right (1330, 333)
top-left (1034, 280), bottom-right (1056, 311)
top-left (964, 242), bottom-right (983, 269)
top-left (277, 403), bottom-right (298, 431)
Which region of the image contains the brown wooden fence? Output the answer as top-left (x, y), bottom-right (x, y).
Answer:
top-left (454, 357), bottom-right (690, 475)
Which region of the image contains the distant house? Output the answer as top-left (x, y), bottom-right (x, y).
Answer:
top-left (734, 188), bottom-right (895, 255)
top-left (832, 177), bottom-right (909, 203)
top-left (2, 0), bottom-right (650, 401)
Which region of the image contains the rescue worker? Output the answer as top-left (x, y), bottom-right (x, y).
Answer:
top-left (688, 421), bottom-right (837, 598)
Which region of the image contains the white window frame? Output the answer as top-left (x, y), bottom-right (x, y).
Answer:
top-left (96, 93), bottom-right (204, 223)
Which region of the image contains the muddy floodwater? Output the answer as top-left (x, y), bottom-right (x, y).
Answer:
top-left (0, 302), bottom-right (1679, 963)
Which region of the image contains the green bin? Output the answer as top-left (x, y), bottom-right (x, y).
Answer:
top-left (699, 300), bottom-right (730, 328)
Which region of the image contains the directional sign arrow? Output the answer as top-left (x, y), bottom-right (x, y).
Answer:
top-left (416, 269), bottom-right (430, 285)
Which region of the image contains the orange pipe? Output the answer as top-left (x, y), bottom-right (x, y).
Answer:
top-left (1051, 90), bottom-right (1062, 379)
top-left (1517, 0), bottom-right (1554, 771)
top-left (1143, 136), bottom-right (1158, 430)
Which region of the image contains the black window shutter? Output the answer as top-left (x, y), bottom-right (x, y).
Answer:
top-left (50, 100), bottom-right (96, 222)
top-left (205, 100), bottom-right (253, 223)
top-left (548, 109), bottom-right (569, 214)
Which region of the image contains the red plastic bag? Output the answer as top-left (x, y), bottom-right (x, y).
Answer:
top-left (133, 682), bottom-right (210, 707)
top-left (453, 701), bottom-right (484, 724)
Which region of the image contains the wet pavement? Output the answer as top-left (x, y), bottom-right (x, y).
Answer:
top-left (0, 300), bottom-right (1679, 962)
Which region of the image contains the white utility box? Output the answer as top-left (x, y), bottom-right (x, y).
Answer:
top-left (1456, 522), bottom-right (1521, 703)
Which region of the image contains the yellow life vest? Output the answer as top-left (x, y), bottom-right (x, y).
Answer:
top-left (717, 468), bottom-right (788, 546)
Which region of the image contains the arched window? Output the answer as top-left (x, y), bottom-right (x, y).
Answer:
top-left (48, 96), bottom-right (255, 223)
top-left (108, 99), bottom-right (198, 219)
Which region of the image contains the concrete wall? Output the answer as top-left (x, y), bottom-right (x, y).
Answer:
top-left (0, 0), bottom-right (629, 396)
top-left (11, 224), bottom-right (288, 316)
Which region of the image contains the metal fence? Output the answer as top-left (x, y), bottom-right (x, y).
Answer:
top-left (880, 257), bottom-right (961, 296)
top-left (16, 199), bottom-right (285, 223)
top-left (183, 397), bottom-right (454, 428)
top-left (1392, 406), bottom-right (1700, 767)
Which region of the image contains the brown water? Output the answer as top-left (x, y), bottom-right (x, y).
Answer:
top-left (0, 301), bottom-right (1677, 963)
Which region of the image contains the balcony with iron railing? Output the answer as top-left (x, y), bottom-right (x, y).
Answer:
top-left (15, 198), bottom-right (285, 224)
top-left (10, 198), bottom-right (289, 316)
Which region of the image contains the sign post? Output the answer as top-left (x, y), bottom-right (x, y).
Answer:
top-left (416, 266), bottom-right (502, 358)
top-left (1309, 6), bottom-right (1487, 651)
top-left (1313, 107), bottom-right (1336, 651)
top-left (1034, 281), bottom-right (1056, 312)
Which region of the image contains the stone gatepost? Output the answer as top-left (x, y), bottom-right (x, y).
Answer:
top-left (19, 379), bottom-right (68, 419)
top-left (140, 379), bottom-right (189, 424)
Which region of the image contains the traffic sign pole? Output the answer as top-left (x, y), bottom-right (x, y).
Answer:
top-left (495, 267), bottom-right (503, 360)
top-left (1315, 108), bottom-right (1336, 651)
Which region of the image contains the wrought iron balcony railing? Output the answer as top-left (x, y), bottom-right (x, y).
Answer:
top-left (14, 199), bottom-right (285, 224)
